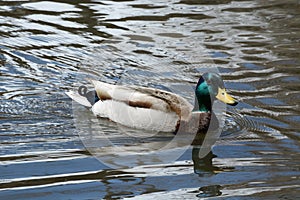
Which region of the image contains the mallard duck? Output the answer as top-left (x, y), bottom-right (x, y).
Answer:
top-left (66, 72), bottom-right (238, 133)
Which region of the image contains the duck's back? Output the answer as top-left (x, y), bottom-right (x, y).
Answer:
top-left (67, 80), bottom-right (193, 132)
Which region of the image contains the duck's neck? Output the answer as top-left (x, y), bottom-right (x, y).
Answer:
top-left (194, 95), bottom-right (212, 112)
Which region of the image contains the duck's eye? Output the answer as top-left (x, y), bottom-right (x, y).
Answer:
top-left (222, 92), bottom-right (225, 95)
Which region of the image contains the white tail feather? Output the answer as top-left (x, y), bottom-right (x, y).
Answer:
top-left (65, 91), bottom-right (92, 107)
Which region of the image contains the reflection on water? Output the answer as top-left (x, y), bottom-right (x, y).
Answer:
top-left (0, 0), bottom-right (300, 199)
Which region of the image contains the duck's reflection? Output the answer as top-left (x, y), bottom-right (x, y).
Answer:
top-left (190, 132), bottom-right (226, 197)
top-left (186, 112), bottom-right (234, 175)
top-left (192, 148), bottom-right (217, 174)
top-left (193, 184), bottom-right (223, 198)
top-left (191, 130), bottom-right (235, 174)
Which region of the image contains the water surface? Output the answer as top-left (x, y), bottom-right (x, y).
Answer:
top-left (0, 0), bottom-right (299, 199)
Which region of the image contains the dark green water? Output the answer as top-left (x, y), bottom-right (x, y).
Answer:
top-left (0, 0), bottom-right (299, 199)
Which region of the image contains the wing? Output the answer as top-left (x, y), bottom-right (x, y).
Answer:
top-left (90, 80), bottom-right (193, 121)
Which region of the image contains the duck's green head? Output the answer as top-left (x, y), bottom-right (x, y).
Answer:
top-left (195, 72), bottom-right (238, 112)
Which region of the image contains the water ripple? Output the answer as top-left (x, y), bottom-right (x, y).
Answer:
top-left (0, 0), bottom-right (299, 199)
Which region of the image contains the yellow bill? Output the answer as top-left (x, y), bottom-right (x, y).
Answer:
top-left (216, 88), bottom-right (238, 106)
